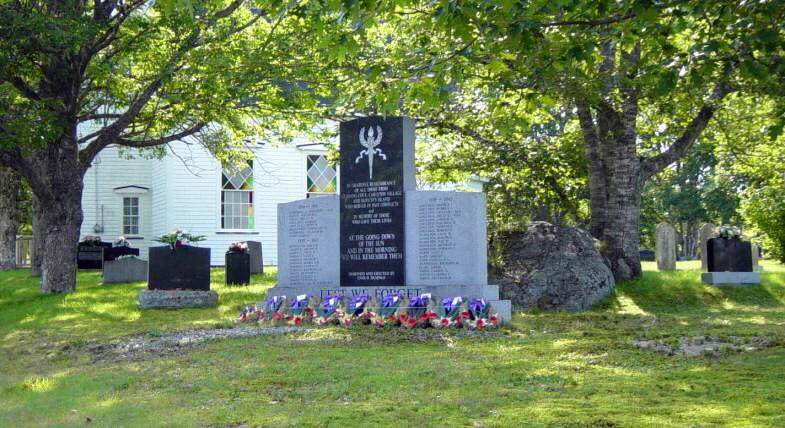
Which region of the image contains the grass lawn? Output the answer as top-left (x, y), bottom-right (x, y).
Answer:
top-left (2, 261), bottom-right (785, 427)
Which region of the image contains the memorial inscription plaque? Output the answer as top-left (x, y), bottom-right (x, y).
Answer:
top-left (339, 117), bottom-right (415, 287)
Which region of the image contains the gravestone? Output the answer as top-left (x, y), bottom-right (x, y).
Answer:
top-left (139, 245), bottom-right (216, 308)
top-left (699, 223), bottom-right (717, 271)
top-left (752, 244), bottom-right (761, 271)
top-left (77, 246), bottom-right (104, 269)
top-left (656, 222), bottom-right (676, 271)
top-left (246, 241), bottom-right (263, 274)
top-left (701, 237), bottom-right (760, 285)
top-left (103, 257), bottom-right (148, 284)
top-left (270, 116), bottom-right (511, 321)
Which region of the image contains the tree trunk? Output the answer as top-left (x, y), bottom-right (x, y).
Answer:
top-left (37, 183), bottom-right (83, 293)
top-left (29, 194), bottom-right (44, 277)
top-left (0, 167), bottom-right (22, 270)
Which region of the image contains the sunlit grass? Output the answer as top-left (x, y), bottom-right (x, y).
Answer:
top-left (0, 261), bottom-right (784, 426)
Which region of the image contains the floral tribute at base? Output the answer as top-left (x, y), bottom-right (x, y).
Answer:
top-left (238, 293), bottom-right (499, 329)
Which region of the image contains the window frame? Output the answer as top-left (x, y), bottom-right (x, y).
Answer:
top-left (122, 196), bottom-right (141, 236)
top-left (219, 160), bottom-right (255, 232)
top-left (306, 153), bottom-right (338, 198)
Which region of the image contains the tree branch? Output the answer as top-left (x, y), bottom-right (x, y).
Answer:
top-left (114, 123), bottom-right (205, 148)
top-left (7, 76), bottom-right (41, 101)
top-left (640, 82), bottom-right (734, 180)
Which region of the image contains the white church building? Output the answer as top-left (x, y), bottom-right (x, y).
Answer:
top-left (80, 131), bottom-right (484, 266)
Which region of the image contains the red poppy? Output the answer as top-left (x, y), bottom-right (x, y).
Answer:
top-left (304, 307), bottom-right (314, 316)
top-left (406, 318), bottom-right (417, 328)
top-left (440, 318), bottom-right (450, 327)
top-left (386, 315), bottom-right (396, 321)
top-left (272, 312), bottom-right (281, 321)
top-left (460, 311), bottom-right (472, 319)
top-left (174, 240), bottom-right (183, 249)
top-left (284, 315), bottom-right (293, 321)
top-left (375, 320), bottom-right (383, 327)
top-left (489, 315), bottom-right (498, 325)
top-left (240, 314), bottom-right (247, 322)
top-left (294, 316), bottom-right (302, 326)
top-left (429, 312), bottom-right (438, 320)
top-left (344, 318), bottom-right (353, 326)
top-left (399, 314), bottom-right (409, 322)
top-left (475, 319), bottom-right (485, 329)
top-left (419, 313), bottom-right (429, 321)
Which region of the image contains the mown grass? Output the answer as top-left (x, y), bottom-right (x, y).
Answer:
top-left (1, 261), bottom-right (785, 427)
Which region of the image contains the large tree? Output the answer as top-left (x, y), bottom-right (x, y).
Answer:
top-left (337, 0), bottom-right (785, 279)
top-left (0, 0), bottom-right (342, 292)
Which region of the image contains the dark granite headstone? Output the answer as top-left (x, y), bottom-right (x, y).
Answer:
top-left (707, 238), bottom-right (753, 272)
top-left (339, 117), bottom-right (415, 287)
top-left (225, 252), bottom-right (250, 285)
top-left (77, 243), bottom-right (110, 269)
top-left (148, 245), bottom-right (211, 290)
top-left (246, 241), bottom-right (263, 274)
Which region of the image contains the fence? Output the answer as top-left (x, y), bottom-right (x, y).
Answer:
top-left (15, 236), bottom-right (32, 268)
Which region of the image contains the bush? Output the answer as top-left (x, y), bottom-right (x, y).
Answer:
top-left (742, 185), bottom-right (785, 263)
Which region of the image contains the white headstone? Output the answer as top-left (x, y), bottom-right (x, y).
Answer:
top-left (656, 221), bottom-right (677, 271)
top-left (699, 223), bottom-right (717, 271)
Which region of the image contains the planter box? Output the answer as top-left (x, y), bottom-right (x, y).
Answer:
top-left (148, 245), bottom-right (211, 291)
top-left (246, 241), bottom-right (264, 274)
top-left (707, 238), bottom-right (753, 273)
top-left (104, 246), bottom-right (140, 261)
top-left (103, 257), bottom-right (148, 284)
top-left (225, 252), bottom-right (251, 285)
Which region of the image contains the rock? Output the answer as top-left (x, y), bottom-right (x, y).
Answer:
top-left (496, 222), bottom-right (614, 311)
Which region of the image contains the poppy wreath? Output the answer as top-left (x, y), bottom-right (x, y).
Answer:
top-left (459, 298), bottom-right (499, 330)
top-left (314, 295), bottom-right (343, 325)
top-left (239, 295), bottom-right (500, 328)
top-left (284, 294), bottom-right (313, 326)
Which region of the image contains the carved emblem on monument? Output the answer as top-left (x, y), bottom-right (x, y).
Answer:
top-left (355, 125), bottom-right (386, 179)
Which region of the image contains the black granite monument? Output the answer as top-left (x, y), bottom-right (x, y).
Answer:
top-left (225, 251), bottom-right (251, 285)
top-left (148, 245), bottom-right (211, 290)
top-left (339, 117), bottom-right (415, 287)
top-left (706, 238), bottom-right (753, 272)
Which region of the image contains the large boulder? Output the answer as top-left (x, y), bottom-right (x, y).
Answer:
top-left (496, 222), bottom-right (614, 311)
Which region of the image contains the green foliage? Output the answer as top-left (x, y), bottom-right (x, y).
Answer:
top-left (742, 186), bottom-right (785, 263)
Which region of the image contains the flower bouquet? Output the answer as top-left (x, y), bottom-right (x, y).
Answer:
top-left (284, 294), bottom-right (313, 326)
top-left (154, 229), bottom-right (206, 250)
top-left (315, 295), bottom-right (343, 325)
top-left (262, 295), bottom-right (286, 324)
top-left (372, 293), bottom-right (404, 327)
top-left (718, 225), bottom-right (741, 239)
top-left (342, 294), bottom-right (371, 326)
top-left (405, 294), bottom-right (436, 328)
top-left (114, 236), bottom-right (130, 248)
top-left (238, 304), bottom-right (263, 323)
top-left (433, 296), bottom-right (463, 328)
top-left (228, 241), bottom-right (249, 253)
top-left (460, 298), bottom-right (499, 330)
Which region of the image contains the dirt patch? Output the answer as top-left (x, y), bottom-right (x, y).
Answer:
top-left (82, 325), bottom-right (504, 363)
top-left (633, 336), bottom-right (774, 357)
top-left (84, 326), bottom-right (305, 363)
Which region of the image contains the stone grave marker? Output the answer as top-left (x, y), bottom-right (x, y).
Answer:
top-left (656, 221), bottom-right (677, 271)
top-left (270, 116), bottom-right (511, 321)
top-left (246, 241), bottom-right (264, 274)
top-left (699, 223), bottom-right (717, 271)
top-left (103, 256), bottom-right (148, 284)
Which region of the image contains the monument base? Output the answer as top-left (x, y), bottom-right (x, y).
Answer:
top-left (701, 272), bottom-right (761, 286)
top-left (139, 290), bottom-right (218, 309)
top-left (266, 284), bottom-right (512, 323)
